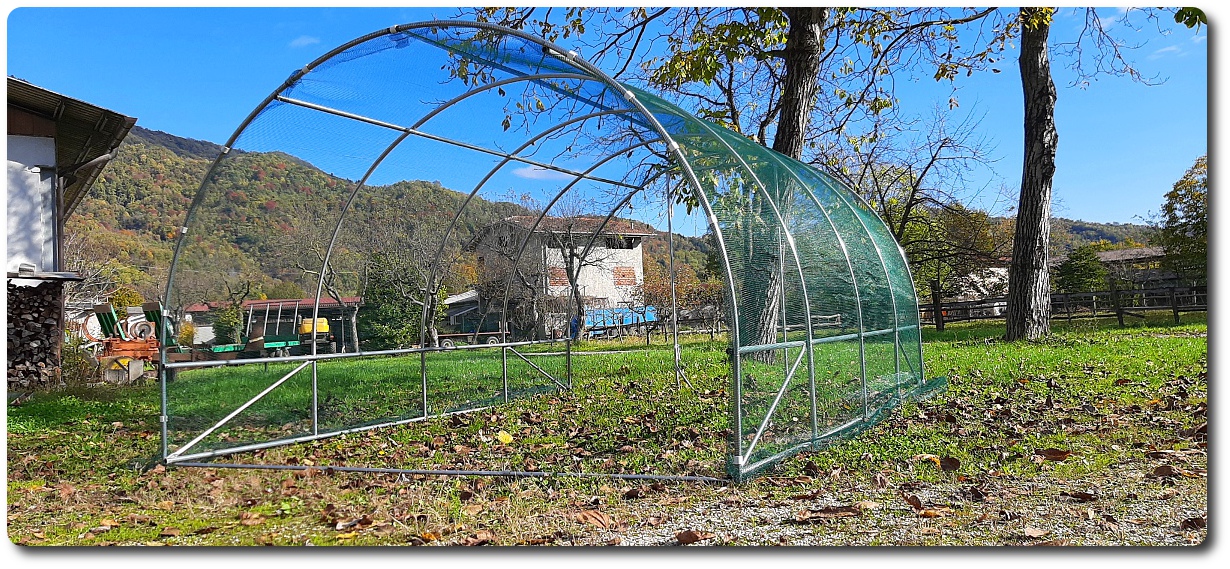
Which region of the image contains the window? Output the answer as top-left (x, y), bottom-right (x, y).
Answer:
top-left (605, 235), bottom-right (638, 249)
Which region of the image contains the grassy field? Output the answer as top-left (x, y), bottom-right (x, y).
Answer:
top-left (7, 313), bottom-right (1207, 546)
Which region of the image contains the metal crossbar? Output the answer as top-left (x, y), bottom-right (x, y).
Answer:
top-left (507, 347), bottom-right (569, 391)
top-left (167, 360), bottom-right (311, 459)
top-left (275, 95), bottom-right (642, 191)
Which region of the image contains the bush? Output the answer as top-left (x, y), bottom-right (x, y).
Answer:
top-left (177, 321), bottom-right (197, 346)
top-left (60, 335), bottom-right (99, 386)
top-left (107, 285), bottom-right (144, 310)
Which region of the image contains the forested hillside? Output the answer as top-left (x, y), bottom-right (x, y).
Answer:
top-left (66, 126), bottom-right (710, 305)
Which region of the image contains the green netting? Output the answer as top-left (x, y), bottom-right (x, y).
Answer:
top-left (160, 20), bottom-right (937, 481)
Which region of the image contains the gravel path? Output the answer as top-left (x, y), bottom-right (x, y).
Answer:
top-left (590, 466), bottom-right (1207, 546)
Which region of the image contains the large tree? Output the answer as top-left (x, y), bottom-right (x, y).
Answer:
top-left (1154, 155), bottom-right (1208, 285)
top-left (1005, 7), bottom-right (1059, 341)
top-left (462, 6), bottom-right (1003, 354)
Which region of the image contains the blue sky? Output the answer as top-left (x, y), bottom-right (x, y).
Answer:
top-left (3, 6), bottom-right (1210, 225)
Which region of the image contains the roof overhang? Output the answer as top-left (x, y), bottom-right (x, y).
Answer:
top-left (7, 77), bottom-right (137, 218)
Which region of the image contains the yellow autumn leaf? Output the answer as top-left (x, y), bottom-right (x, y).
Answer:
top-left (336, 531), bottom-right (358, 540)
top-left (496, 430), bottom-right (513, 445)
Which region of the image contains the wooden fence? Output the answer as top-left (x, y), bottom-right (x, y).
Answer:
top-left (919, 285), bottom-right (1208, 327)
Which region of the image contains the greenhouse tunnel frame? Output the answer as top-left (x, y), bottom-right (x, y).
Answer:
top-left (158, 20), bottom-right (942, 483)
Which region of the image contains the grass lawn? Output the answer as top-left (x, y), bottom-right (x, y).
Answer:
top-left (7, 313), bottom-right (1206, 546)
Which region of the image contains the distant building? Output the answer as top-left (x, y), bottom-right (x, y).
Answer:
top-left (475, 215), bottom-right (654, 308)
top-left (7, 77), bottom-right (136, 389)
top-left (183, 296), bottom-right (363, 350)
top-left (471, 215), bottom-right (654, 337)
top-left (1050, 246), bottom-right (1176, 289)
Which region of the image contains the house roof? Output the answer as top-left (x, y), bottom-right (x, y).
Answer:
top-left (185, 296), bottom-right (363, 313)
top-left (8, 77), bottom-right (137, 217)
top-left (501, 215), bottom-right (657, 237)
top-left (1049, 246), bottom-right (1165, 267)
top-left (443, 289), bottom-right (479, 305)
top-left (1096, 246), bottom-right (1165, 263)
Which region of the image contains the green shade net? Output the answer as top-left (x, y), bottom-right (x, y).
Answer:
top-left (162, 20), bottom-right (939, 480)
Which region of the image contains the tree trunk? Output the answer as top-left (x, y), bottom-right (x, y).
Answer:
top-left (773, 7), bottom-right (827, 159)
top-left (349, 306), bottom-right (359, 352)
top-left (931, 279), bottom-right (946, 332)
top-left (1006, 8), bottom-right (1058, 341)
top-left (746, 7), bottom-right (827, 362)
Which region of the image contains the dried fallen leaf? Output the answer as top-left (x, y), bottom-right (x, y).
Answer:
top-left (854, 500), bottom-right (881, 511)
top-left (1180, 517), bottom-right (1206, 531)
top-left (1152, 465), bottom-right (1179, 478)
top-left (675, 530), bottom-right (716, 545)
top-left (794, 505), bottom-right (861, 523)
top-left (873, 472), bottom-right (890, 489)
top-left (1034, 448), bottom-right (1071, 461)
top-left (646, 515), bottom-right (667, 527)
top-left (1022, 527), bottom-right (1049, 538)
top-left (159, 528), bottom-right (181, 537)
top-left (462, 504), bottom-right (483, 516)
top-left (463, 530), bottom-right (495, 546)
top-left (902, 494), bottom-right (924, 511)
top-left (918, 508), bottom-right (953, 518)
top-left (1033, 539), bottom-right (1072, 546)
top-left (574, 510), bottom-right (612, 529)
top-left (239, 512), bottom-right (265, 526)
top-left (790, 489), bottom-right (824, 501)
top-left (939, 456), bottom-right (961, 472)
top-left (193, 526), bottom-right (218, 535)
top-left (1060, 491), bottom-right (1098, 502)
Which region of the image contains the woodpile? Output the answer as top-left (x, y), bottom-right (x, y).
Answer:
top-left (7, 280), bottom-right (65, 390)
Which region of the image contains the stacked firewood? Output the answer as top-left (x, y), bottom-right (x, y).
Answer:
top-left (7, 280), bottom-right (64, 390)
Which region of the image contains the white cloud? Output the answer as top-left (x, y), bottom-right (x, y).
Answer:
top-left (1147, 45), bottom-right (1182, 60)
top-left (289, 35), bottom-right (320, 48)
top-left (511, 166), bottom-right (575, 181)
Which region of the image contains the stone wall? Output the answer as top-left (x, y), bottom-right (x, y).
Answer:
top-left (7, 280), bottom-right (64, 390)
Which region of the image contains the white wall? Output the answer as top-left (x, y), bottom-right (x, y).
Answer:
top-left (6, 134), bottom-right (58, 274)
top-left (544, 240), bottom-right (644, 308)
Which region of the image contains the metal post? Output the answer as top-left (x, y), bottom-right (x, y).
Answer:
top-left (311, 360), bottom-right (319, 435)
top-left (420, 351), bottom-right (428, 417)
top-left (779, 233), bottom-right (789, 390)
top-left (275, 302), bottom-right (283, 336)
top-left (1170, 287), bottom-right (1180, 324)
top-left (502, 346), bottom-right (509, 403)
top-left (566, 338), bottom-right (573, 390)
top-left (245, 304), bottom-right (256, 339)
top-left (160, 366), bottom-right (170, 459)
top-left (667, 182), bottom-right (688, 389)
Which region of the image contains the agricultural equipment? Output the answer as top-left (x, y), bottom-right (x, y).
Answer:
top-left (87, 302), bottom-right (170, 383)
top-left (208, 302), bottom-right (339, 358)
top-left (292, 317), bottom-right (337, 355)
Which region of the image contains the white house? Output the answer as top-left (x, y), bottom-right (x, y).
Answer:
top-left (469, 215), bottom-right (656, 338)
top-left (476, 215), bottom-right (653, 310)
top-left (7, 77), bottom-right (136, 388)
